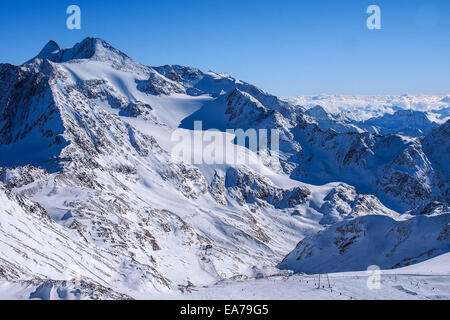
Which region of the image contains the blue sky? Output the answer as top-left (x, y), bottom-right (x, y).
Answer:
top-left (0, 0), bottom-right (449, 96)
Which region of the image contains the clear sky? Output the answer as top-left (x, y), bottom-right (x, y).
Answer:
top-left (0, 0), bottom-right (449, 96)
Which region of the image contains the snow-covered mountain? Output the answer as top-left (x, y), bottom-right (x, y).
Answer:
top-left (283, 94), bottom-right (450, 124)
top-left (360, 110), bottom-right (439, 137)
top-left (279, 214), bottom-right (449, 274)
top-left (291, 117), bottom-right (449, 213)
top-left (0, 38), bottom-right (448, 299)
top-left (287, 103), bottom-right (440, 137)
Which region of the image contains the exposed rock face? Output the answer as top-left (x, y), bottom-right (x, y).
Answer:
top-left (291, 115), bottom-right (448, 213)
top-left (279, 214), bottom-right (450, 274)
top-left (0, 62), bottom-right (68, 168)
top-left (21, 279), bottom-right (133, 300)
top-left (317, 183), bottom-right (398, 225)
top-left (136, 73), bottom-right (186, 96)
top-left (223, 167), bottom-right (311, 209)
top-left (422, 120), bottom-right (450, 204)
top-left (362, 110), bottom-right (439, 137)
top-left (304, 105), bottom-right (363, 134)
top-left (169, 66), bottom-right (447, 214)
top-left (0, 38), bottom-right (318, 298)
top-left (29, 38), bottom-right (144, 73)
top-left (154, 64), bottom-right (285, 107)
top-left (0, 165), bottom-right (49, 189)
top-left (225, 89), bottom-right (268, 124)
top-left (0, 38), bottom-right (448, 299)
top-left (0, 181), bottom-right (166, 291)
top-left (209, 172), bottom-right (227, 205)
top-left (419, 201), bottom-right (450, 216)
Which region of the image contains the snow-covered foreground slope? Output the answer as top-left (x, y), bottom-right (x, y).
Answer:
top-left (166, 253), bottom-right (450, 300)
top-left (0, 38), bottom-right (448, 300)
top-left (2, 253), bottom-right (448, 300)
top-left (174, 273), bottom-right (450, 300)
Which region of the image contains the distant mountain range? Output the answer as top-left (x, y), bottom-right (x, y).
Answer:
top-left (283, 94), bottom-right (450, 124)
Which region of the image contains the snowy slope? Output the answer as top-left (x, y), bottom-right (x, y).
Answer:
top-left (0, 38), bottom-right (448, 300)
top-left (157, 65), bottom-right (448, 214)
top-left (291, 116), bottom-right (449, 213)
top-left (0, 38), bottom-right (327, 297)
top-left (279, 214), bottom-right (449, 274)
top-left (0, 182), bottom-right (162, 297)
top-left (169, 253), bottom-right (450, 300)
top-left (2, 253), bottom-right (449, 300)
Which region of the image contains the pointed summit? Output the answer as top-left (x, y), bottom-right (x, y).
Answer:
top-left (305, 105), bottom-right (330, 120)
top-left (26, 37), bottom-right (134, 68)
top-left (60, 37), bottom-right (131, 62)
top-left (24, 40), bottom-right (61, 63)
top-left (36, 40), bottom-right (61, 59)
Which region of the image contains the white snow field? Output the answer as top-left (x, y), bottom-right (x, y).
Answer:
top-left (1, 253), bottom-right (448, 300)
top-left (164, 253), bottom-right (450, 300)
top-left (0, 38), bottom-right (448, 300)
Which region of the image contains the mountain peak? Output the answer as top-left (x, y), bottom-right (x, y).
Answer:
top-left (305, 105), bottom-right (329, 119)
top-left (38, 40), bottom-right (61, 57)
top-left (26, 37), bottom-right (131, 65)
top-left (64, 37), bottom-right (121, 61)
